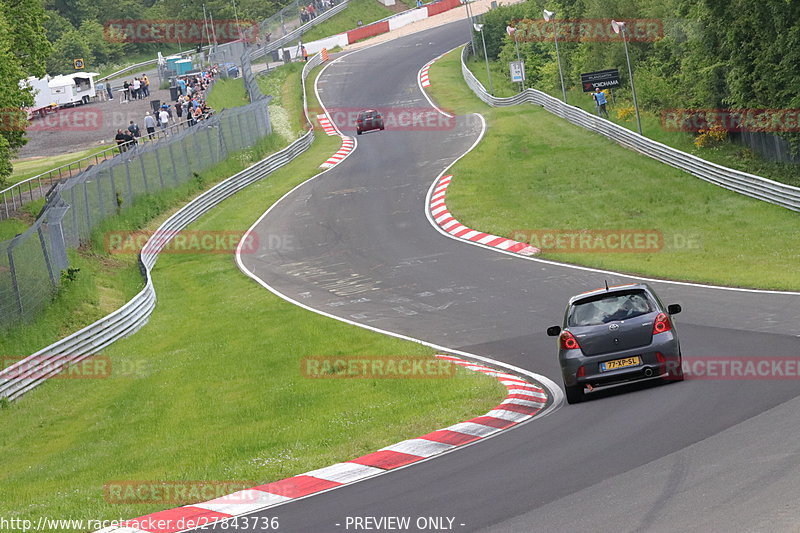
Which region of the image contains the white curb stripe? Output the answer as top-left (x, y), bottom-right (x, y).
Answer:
top-left (501, 397), bottom-right (546, 408)
top-left (507, 389), bottom-right (549, 400)
top-left (485, 409), bottom-right (535, 422)
top-left (381, 438), bottom-right (455, 457)
top-left (192, 490), bottom-right (292, 515)
top-left (445, 421), bottom-right (503, 438)
top-left (303, 463), bottom-right (384, 484)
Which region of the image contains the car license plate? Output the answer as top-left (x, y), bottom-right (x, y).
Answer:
top-left (601, 356), bottom-right (641, 372)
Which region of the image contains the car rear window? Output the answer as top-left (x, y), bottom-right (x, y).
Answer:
top-left (568, 290), bottom-right (655, 326)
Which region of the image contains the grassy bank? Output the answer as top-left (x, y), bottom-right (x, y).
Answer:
top-left (206, 78), bottom-right (249, 110)
top-left (301, 0), bottom-right (394, 42)
top-left (258, 62), bottom-right (307, 139)
top-left (8, 147), bottom-right (109, 187)
top-left (0, 62), bottom-right (505, 526)
top-left (466, 55), bottom-right (800, 188)
top-left (429, 47), bottom-right (800, 290)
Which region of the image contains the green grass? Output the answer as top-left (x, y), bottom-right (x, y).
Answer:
top-left (206, 78), bottom-right (249, 110)
top-left (8, 146), bottom-right (110, 187)
top-left (258, 62), bottom-right (307, 140)
top-left (0, 61), bottom-right (505, 526)
top-left (0, 219), bottom-right (29, 241)
top-left (300, 0), bottom-right (395, 42)
top-left (429, 47), bottom-right (800, 290)
top-left (467, 56), bottom-right (800, 188)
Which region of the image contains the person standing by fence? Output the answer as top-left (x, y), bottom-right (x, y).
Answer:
top-left (159, 107), bottom-right (170, 132)
top-left (144, 111), bottom-right (156, 138)
top-left (128, 120), bottom-right (141, 141)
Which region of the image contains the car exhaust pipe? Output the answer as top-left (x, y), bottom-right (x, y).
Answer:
top-left (643, 368), bottom-right (654, 377)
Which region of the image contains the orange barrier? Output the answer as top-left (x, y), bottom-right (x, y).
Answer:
top-left (346, 21), bottom-right (390, 44)
top-left (426, 0), bottom-right (462, 17)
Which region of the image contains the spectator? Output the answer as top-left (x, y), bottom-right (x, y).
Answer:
top-left (175, 98), bottom-right (183, 120)
top-left (144, 112), bottom-right (156, 138)
top-left (106, 82), bottom-right (114, 100)
top-left (115, 129), bottom-right (133, 152)
top-left (307, 3), bottom-right (316, 18)
top-left (592, 87), bottom-right (609, 118)
top-left (159, 107), bottom-right (170, 131)
top-left (128, 120), bottom-right (141, 139)
top-left (132, 77), bottom-right (140, 100)
top-left (141, 74), bottom-right (150, 97)
top-left (123, 80), bottom-right (130, 101)
top-left (302, 45), bottom-right (308, 62)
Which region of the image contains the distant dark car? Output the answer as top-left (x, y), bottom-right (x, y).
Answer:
top-left (547, 283), bottom-right (683, 404)
top-left (356, 109), bottom-right (384, 135)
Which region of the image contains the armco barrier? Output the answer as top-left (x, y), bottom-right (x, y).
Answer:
top-left (460, 46), bottom-right (800, 212)
top-left (0, 53), bottom-right (325, 402)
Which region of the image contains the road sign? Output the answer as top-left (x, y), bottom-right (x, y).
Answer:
top-left (510, 61), bottom-right (525, 83)
top-left (74, 58), bottom-right (85, 69)
top-left (580, 69), bottom-right (620, 92)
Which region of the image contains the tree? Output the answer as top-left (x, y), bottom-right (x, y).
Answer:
top-left (0, 0), bottom-right (51, 185)
top-left (46, 29), bottom-right (94, 74)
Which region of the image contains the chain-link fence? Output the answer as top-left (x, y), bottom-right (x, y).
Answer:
top-left (0, 61), bottom-right (272, 327)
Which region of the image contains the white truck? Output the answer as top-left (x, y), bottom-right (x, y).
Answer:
top-left (22, 72), bottom-right (99, 118)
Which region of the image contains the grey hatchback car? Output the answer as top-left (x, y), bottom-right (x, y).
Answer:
top-left (547, 283), bottom-right (683, 404)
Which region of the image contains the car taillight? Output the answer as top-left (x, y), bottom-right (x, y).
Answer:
top-left (653, 313), bottom-right (672, 334)
top-left (576, 365), bottom-right (585, 378)
top-left (559, 331), bottom-right (580, 350)
top-left (656, 352), bottom-right (665, 363)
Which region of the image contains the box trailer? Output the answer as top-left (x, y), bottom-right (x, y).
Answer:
top-left (47, 72), bottom-right (99, 107)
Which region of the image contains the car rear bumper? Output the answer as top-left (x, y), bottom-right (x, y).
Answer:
top-left (560, 334), bottom-right (680, 387)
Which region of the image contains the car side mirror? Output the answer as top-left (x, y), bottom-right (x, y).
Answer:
top-left (667, 304), bottom-right (682, 315)
top-left (546, 325), bottom-right (562, 337)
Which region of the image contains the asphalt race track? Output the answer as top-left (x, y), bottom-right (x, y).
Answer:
top-left (204, 21), bottom-right (800, 533)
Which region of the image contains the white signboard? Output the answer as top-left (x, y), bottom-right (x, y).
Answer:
top-left (510, 61), bottom-right (525, 83)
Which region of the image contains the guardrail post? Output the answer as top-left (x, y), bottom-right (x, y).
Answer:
top-left (6, 236), bottom-right (23, 318)
top-left (154, 144), bottom-right (166, 188)
top-left (108, 166), bottom-right (119, 215)
top-left (70, 187), bottom-right (79, 245)
top-left (235, 112), bottom-right (246, 147)
top-left (83, 181), bottom-right (92, 235)
top-left (37, 226), bottom-right (57, 286)
top-left (180, 133), bottom-right (192, 171)
top-left (139, 152), bottom-right (149, 193)
top-left (218, 119), bottom-right (228, 159)
top-left (167, 143), bottom-right (180, 185)
top-left (205, 124), bottom-right (216, 163)
top-left (124, 158), bottom-right (134, 206)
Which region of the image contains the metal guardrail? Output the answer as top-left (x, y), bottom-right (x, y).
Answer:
top-left (0, 52), bottom-right (325, 401)
top-left (249, 1), bottom-right (349, 62)
top-left (460, 46), bottom-right (800, 213)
